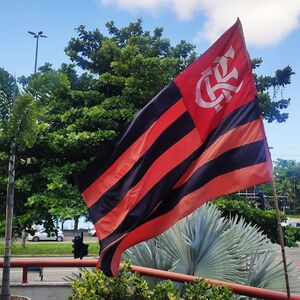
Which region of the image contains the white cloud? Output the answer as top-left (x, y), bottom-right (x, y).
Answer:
top-left (101, 0), bottom-right (167, 14)
top-left (194, 0), bottom-right (300, 47)
top-left (100, 0), bottom-right (300, 47)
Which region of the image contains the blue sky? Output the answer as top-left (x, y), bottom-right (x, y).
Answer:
top-left (1, 0), bottom-right (299, 162)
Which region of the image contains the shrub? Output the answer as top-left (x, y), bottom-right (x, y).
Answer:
top-left (69, 261), bottom-right (151, 299)
top-left (68, 262), bottom-right (237, 299)
top-left (184, 279), bottom-right (237, 300)
top-left (213, 198), bottom-right (299, 247)
top-left (152, 280), bottom-right (179, 300)
top-left (284, 226), bottom-right (300, 247)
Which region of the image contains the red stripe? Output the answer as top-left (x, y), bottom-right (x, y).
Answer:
top-left (82, 99), bottom-right (186, 208)
top-left (108, 161), bottom-right (272, 275)
top-left (95, 128), bottom-right (202, 239)
top-left (174, 119), bottom-right (265, 188)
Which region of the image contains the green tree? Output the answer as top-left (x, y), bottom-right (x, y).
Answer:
top-left (0, 68), bottom-right (19, 126)
top-left (260, 159), bottom-right (300, 213)
top-left (0, 69), bottom-right (17, 218)
top-left (7, 20), bottom-right (197, 232)
top-left (252, 58), bottom-right (294, 123)
top-left (0, 83), bottom-right (37, 299)
top-left (273, 159), bottom-right (300, 212)
top-left (17, 69), bottom-right (88, 232)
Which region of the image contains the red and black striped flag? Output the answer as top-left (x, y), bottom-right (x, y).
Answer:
top-left (77, 19), bottom-right (272, 276)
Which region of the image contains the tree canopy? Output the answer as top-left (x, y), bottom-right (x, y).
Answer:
top-left (253, 58), bottom-right (294, 123)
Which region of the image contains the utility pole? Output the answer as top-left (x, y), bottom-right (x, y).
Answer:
top-left (28, 31), bottom-right (47, 74)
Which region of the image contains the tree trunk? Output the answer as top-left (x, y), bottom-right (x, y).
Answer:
top-left (74, 216), bottom-right (79, 235)
top-left (21, 229), bottom-right (27, 249)
top-left (1, 138), bottom-right (16, 300)
top-left (61, 220), bottom-right (65, 231)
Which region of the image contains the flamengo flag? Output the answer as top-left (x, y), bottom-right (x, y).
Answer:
top-left (77, 19), bottom-right (273, 276)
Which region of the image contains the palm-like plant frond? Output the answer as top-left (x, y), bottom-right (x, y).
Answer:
top-left (8, 93), bottom-right (37, 146)
top-left (123, 237), bottom-right (174, 286)
top-left (123, 203), bottom-right (300, 294)
top-left (123, 238), bottom-right (173, 270)
top-left (245, 250), bottom-right (299, 293)
top-left (161, 205), bottom-right (246, 282)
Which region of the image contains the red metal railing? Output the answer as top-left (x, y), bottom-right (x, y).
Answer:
top-left (1, 258), bottom-right (300, 300)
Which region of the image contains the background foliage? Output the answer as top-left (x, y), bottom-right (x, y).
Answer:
top-left (213, 198), bottom-right (300, 247)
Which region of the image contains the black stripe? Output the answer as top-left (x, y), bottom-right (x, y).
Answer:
top-left (88, 112), bottom-right (195, 223)
top-left (101, 139), bottom-right (266, 250)
top-left (99, 151), bottom-right (193, 249)
top-left (101, 140), bottom-right (266, 277)
top-left (100, 99), bottom-right (262, 249)
top-left (100, 241), bottom-right (120, 276)
top-left (77, 81), bottom-right (182, 192)
top-left (204, 98), bottom-right (259, 149)
top-left (150, 140), bottom-right (266, 219)
top-left (90, 98), bottom-right (259, 225)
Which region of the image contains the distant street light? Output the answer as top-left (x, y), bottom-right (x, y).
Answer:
top-left (28, 31), bottom-right (47, 74)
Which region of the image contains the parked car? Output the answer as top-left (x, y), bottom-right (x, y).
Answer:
top-left (87, 228), bottom-right (96, 236)
top-left (28, 229), bottom-right (64, 242)
top-left (281, 218), bottom-right (300, 228)
top-left (281, 219), bottom-right (291, 227)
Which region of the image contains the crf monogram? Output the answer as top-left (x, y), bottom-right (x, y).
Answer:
top-left (195, 46), bottom-right (243, 112)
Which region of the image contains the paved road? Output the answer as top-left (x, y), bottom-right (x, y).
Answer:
top-left (0, 235), bottom-right (98, 243)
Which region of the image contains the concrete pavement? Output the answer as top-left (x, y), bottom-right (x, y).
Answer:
top-left (0, 256), bottom-right (97, 283)
top-left (0, 246), bottom-right (299, 284)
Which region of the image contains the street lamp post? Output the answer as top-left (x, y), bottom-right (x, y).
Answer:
top-left (28, 31), bottom-right (47, 74)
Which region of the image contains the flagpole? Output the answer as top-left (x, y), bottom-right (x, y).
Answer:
top-left (272, 176), bottom-right (290, 299)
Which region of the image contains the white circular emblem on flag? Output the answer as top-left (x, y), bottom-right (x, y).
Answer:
top-left (195, 46), bottom-right (243, 112)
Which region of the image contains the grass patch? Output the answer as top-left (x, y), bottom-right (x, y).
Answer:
top-left (287, 215), bottom-right (300, 219)
top-left (0, 242), bottom-right (99, 256)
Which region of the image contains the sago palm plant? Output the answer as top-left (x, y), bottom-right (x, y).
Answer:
top-left (123, 204), bottom-right (300, 294)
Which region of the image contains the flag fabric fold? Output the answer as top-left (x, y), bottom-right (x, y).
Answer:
top-left (77, 19), bottom-right (273, 276)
